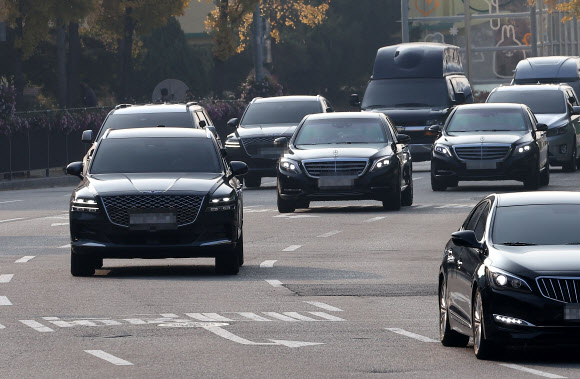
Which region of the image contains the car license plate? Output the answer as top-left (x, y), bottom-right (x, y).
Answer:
top-left (129, 211), bottom-right (177, 229)
top-left (258, 147), bottom-right (284, 157)
top-left (318, 176), bottom-right (355, 188)
top-left (565, 304), bottom-right (580, 320)
top-left (466, 160), bottom-right (497, 170)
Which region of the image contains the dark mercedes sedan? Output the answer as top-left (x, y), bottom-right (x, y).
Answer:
top-left (66, 127), bottom-right (247, 276)
top-left (439, 192), bottom-right (580, 359)
top-left (431, 103), bottom-right (549, 191)
top-left (276, 112), bottom-right (412, 212)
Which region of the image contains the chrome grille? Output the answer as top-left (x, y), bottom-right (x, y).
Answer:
top-left (241, 136), bottom-right (280, 156)
top-left (454, 145), bottom-right (510, 160)
top-left (101, 195), bottom-right (204, 227)
top-left (303, 160), bottom-right (368, 178)
top-left (537, 277), bottom-right (580, 303)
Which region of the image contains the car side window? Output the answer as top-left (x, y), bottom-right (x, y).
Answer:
top-left (195, 111), bottom-right (208, 127)
top-left (384, 117), bottom-right (398, 141)
top-left (201, 110), bottom-right (214, 126)
top-left (474, 203), bottom-right (491, 241)
top-left (463, 203), bottom-right (485, 231)
top-left (324, 99), bottom-right (334, 112)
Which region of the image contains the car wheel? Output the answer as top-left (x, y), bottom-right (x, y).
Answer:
top-left (95, 258), bottom-right (103, 269)
top-left (70, 248), bottom-right (95, 277)
top-left (540, 160), bottom-right (550, 187)
top-left (472, 289), bottom-right (497, 360)
top-left (296, 200), bottom-right (310, 209)
top-left (401, 171), bottom-right (413, 206)
top-left (215, 253), bottom-right (239, 275)
top-left (277, 193), bottom-right (296, 213)
top-left (244, 174), bottom-right (261, 188)
top-left (563, 145), bottom-right (577, 172)
top-left (382, 179), bottom-right (401, 211)
top-left (235, 234), bottom-right (244, 267)
top-left (431, 172), bottom-right (447, 192)
top-left (523, 162), bottom-right (541, 190)
top-left (439, 276), bottom-right (469, 347)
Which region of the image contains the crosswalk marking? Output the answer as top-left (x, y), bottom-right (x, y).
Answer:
top-left (236, 312), bottom-right (272, 321)
top-left (15, 256), bottom-right (35, 263)
top-left (283, 312), bottom-right (319, 321)
top-left (0, 274), bottom-right (14, 283)
top-left (262, 312), bottom-right (301, 322)
top-left (308, 312), bottom-right (346, 321)
top-left (85, 350), bottom-right (133, 366)
top-left (186, 313), bottom-right (234, 322)
top-left (20, 320), bottom-right (54, 332)
top-left (304, 301), bottom-right (343, 312)
top-left (385, 328), bottom-right (438, 343)
top-left (0, 296), bottom-right (12, 306)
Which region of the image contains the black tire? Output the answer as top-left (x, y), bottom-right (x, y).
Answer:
top-left (215, 252), bottom-right (239, 275)
top-left (95, 258), bottom-right (103, 269)
top-left (540, 160), bottom-right (550, 187)
top-left (70, 248), bottom-right (95, 277)
top-left (523, 162), bottom-right (541, 190)
top-left (235, 234), bottom-right (244, 267)
top-left (277, 193), bottom-right (296, 213)
top-left (296, 200), bottom-right (310, 209)
top-left (244, 174), bottom-right (261, 188)
top-left (382, 179), bottom-right (401, 211)
top-left (472, 289), bottom-right (498, 360)
top-left (439, 277), bottom-right (470, 347)
top-left (401, 171), bottom-right (413, 207)
top-left (431, 172), bottom-right (447, 192)
top-left (562, 145), bottom-right (577, 172)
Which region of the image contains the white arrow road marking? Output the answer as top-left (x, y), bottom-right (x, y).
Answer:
top-left (304, 301), bottom-right (343, 312)
top-left (85, 350), bottom-right (134, 366)
top-left (283, 245), bottom-right (302, 251)
top-left (260, 260), bottom-right (277, 268)
top-left (385, 328), bottom-right (438, 343)
top-left (0, 218), bottom-right (24, 224)
top-left (0, 200), bottom-right (23, 204)
top-left (0, 296), bottom-right (12, 305)
top-left (317, 230), bottom-right (341, 238)
top-left (499, 364), bottom-right (566, 378)
top-left (15, 256), bottom-right (35, 263)
top-left (265, 279), bottom-right (284, 288)
top-left (364, 216), bottom-right (385, 223)
top-left (0, 274), bottom-right (14, 283)
top-left (20, 320), bottom-right (54, 332)
top-left (51, 223), bottom-right (69, 227)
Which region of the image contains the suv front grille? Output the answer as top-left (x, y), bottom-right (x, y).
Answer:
top-left (537, 276), bottom-right (580, 303)
top-left (241, 136), bottom-right (282, 157)
top-left (101, 195), bottom-right (204, 227)
top-left (303, 160), bottom-right (368, 178)
top-left (454, 145), bottom-right (511, 160)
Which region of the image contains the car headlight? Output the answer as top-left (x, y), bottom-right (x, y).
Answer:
top-left (72, 197), bottom-right (99, 212)
top-left (207, 192), bottom-right (236, 212)
top-left (279, 158), bottom-right (301, 174)
top-left (370, 156), bottom-right (391, 171)
top-left (547, 125), bottom-right (568, 137)
top-left (516, 143), bottom-right (534, 154)
top-left (434, 144), bottom-right (451, 156)
top-left (225, 138), bottom-right (241, 148)
top-left (487, 266), bottom-right (532, 293)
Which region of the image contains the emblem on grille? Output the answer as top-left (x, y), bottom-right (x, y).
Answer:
top-left (333, 150), bottom-right (339, 157)
top-left (480, 136), bottom-right (485, 142)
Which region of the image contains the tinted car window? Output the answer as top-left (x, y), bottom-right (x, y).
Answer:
top-left (487, 90), bottom-right (566, 114)
top-left (463, 203), bottom-right (485, 231)
top-left (446, 108), bottom-right (528, 134)
top-left (474, 204), bottom-right (490, 241)
top-left (493, 204), bottom-right (580, 245)
top-left (97, 112), bottom-right (193, 139)
top-left (91, 137), bottom-right (221, 174)
top-left (362, 78), bottom-right (451, 109)
top-left (294, 118), bottom-right (390, 145)
top-left (241, 101), bottom-right (322, 126)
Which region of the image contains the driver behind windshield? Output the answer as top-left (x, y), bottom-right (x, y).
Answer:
top-left (295, 119), bottom-right (389, 145)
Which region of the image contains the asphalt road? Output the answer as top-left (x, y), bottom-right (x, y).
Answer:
top-left (1, 162), bottom-right (580, 378)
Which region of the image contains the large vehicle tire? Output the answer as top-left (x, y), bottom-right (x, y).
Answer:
top-left (540, 160), bottom-right (550, 187)
top-left (382, 179), bottom-right (401, 211)
top-left (439, 277), bottom-right (469, 347)
top-left (401, 172), bottom-right (413, 206)
top-left (235, 234), bottom-right (244, 267)
top-left (472, 289), bottom-right (499, 360)
top-left (215, 252), bottom-right (239, 275)
top-left (431, 173), bottom-right (448, 192)
top-left (70, 248), bottom-right (96, 277)
top-left (523, 162), bottom-right (541, 190)
top-left (562, 145), bottom-right (577, 172)
top-left (244, 174), bottom-right (261, 188)
top-left (277, 193), bottom-right (296, 213)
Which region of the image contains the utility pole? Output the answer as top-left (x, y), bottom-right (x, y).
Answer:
top-left (401, 0), bottom-right (409, 43)
top-left (253, 3), bottom-right (264, 81)
top-left (464, 0), bottom-right (472, 83)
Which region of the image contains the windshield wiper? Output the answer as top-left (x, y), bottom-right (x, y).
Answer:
top-left (566, 242), bottom-right (580, 245)
top-left (393, 102), bottom-right (429, 107)
top-left (363, 104), bottom-right (387, 109)
top-left (501, 242), bottom-right (537, 246)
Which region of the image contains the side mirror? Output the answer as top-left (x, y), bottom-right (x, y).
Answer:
top-left (326, 107), bottom-right (334, 113)
top-left (274, 137), bottom-right (288, 147)
top-left (349, 94), bottom-right (361, 107)
top-left (199, 120), bottom-right (207, 128)
top-left (66, 161), bottom-right (84, 179)
top-left (451, 230), bottom-right (483, 250)
top-left (428, 125), bottom-right (442, 135)
top-left (454, 92), bottom-right (466, 104)
top-left (227, 118), bottom-right (239, 128)
top-left (397, 134), bottom-right (411, 144)
top-left (81, 130), bottom-right (93, 144)
top-left (572, 106), bottom-right (580, 115)
top-left (536, 123), bottom-right (548, 132)
top-left (230, 161), bottom-right (248, 177)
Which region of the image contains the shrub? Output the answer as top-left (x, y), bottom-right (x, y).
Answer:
top-left (239, 74), bottom-right (284, 102)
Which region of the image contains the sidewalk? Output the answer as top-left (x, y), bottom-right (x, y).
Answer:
top-left (0, 169), bottom-right (80, 191)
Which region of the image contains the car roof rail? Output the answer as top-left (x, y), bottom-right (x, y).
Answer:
top-left (186, 101), bottom-right (199, 108)
top-left (115, 104), bottom-right (133, 110)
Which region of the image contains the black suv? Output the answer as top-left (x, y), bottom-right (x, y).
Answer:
top-left (66, 127), bottom-right (247, 276)
top-left (225, 95), bottom-right (333, 187)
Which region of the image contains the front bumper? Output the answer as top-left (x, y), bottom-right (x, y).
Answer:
top-left (547, 131), bottom-right (574, 166)
top-left (226, 146), bottom-right (280, 177)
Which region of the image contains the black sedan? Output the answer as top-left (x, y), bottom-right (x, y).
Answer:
top-left (439, 191), bottom-right (580, 359)
top-left (66, 127), bottom-right (247, 276)
top-left (431, 103), bottom-right (549, 191)
top-left (276, 112), bottom-right (412, 212)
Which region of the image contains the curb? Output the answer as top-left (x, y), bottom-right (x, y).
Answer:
top-left (0, 176), bottom-right (80, 191)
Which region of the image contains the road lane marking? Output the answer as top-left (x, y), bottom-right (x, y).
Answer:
top-left (413, 205), bottom-right (431, 209)
top-left (317, 230), bottom-right (341, 238)
top-left (308, 312), bottom-right (346, 321)
top-left (44, 215), bottom-right (69, 219)
top-left (385, 328), bottom-right (438, 342)
top-left (0, 200), bottom-right (23, 205)
top-left (412, 177), bottom-right (424, 180)
top-left (274, 214), bottom-right (320, 219)
top-left (15, 256), bottom-right (35, 263)
top-left (283, 312), bottom-right (319, 321)
top-left (0, 218), bottom-right (24, 224)
top-left (304, 301), bottom-right (343, 312)
top-left (499, 364), bottom-right (566, 378)
top-left (265, 279), bottom-right (284, 287)
top-left (283, 245), bottom-right (302, 252)
top-left (260, 260), bottom-right (277, 268)
top-left (245, 209), bottom-right (274, 213)
top-left (20, 320), bottom-right (54, 332)
top-left (84, 350), bottom-right (134, 366)
top-left (59, 244), bottom-right (71, 249)
top-left (124, 319), bottom-right (147, 325)
top-left (0, 323), bottom-right (5, 329)
top-left (51, 222), bottom-right (69, 227)
top-left (365, 216), bottom-right (385, 223)
top-left (236, 312), bottom-right (272, 321)
top-left (0, 274), bottom-right (14, 283)
top-left (435, 204), bottom-right (474, 209)
top-left (0, 296), bottom-right (12, 305)
top-left (262, 312), bottom-right (301, 322)
top-left (186, 313), bottom-right (234, 322)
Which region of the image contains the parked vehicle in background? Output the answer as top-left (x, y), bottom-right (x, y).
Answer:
top-left (430, 103), bottom-right (549, 191)
top-left (350, 42), bottom-right (473, 162)
top-left (486, 84), bottom-right (580, 171)
top-left (276, 112), bottom-right (412, 212)
top-left (512, 56), bottom-right (580, 96)
top-left (225, 95), bottom-right (333, 188)
top-left (439, 192), bottom-right (580, 359)
top-left (66, 127), bottom-right (247, 276)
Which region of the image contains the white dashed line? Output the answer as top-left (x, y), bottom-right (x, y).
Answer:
top-left (236, 312), bottom-right (272, 321)
top-left (304, 301), bottom-right (343, 312)
top-left (0, 218), bottom-right (24, 224)
top-left (385, 328), bottom-right (438, 343)
top-left (260, 260), bottom-right (277, 268)
top-left (0, 274), bottom-right (14, 283)
top-left (317, 230), bottom-right (341, 238)
top-left (15, 256), bottom-right (35, 263)
top-left (499, 364), bottom-right (566, 378)
top-left (365, 216), bottom-right (385, 223)
top-left (59, 244), bottom-right (71, 249)
top-left (283, 245), bottom-right (302, 251)
top-left (274, 214), bottom-right (320, 219)
top-left (84, 350), bottom-right (134, 366)
top-left (0, 296), bottom-right (12, 305)
top-left (51, 223), bottom-right (69, 227)
top-left (265, 279), bottom-right (284, 288)
top-left (0, 200), bottom-right (23, 204)
top-left (412, 176), bottom-right (424, 180)
top-left (20, 320), bottom-right (54, 332)
top-left (0, 323), bottom-right (5, 329)
top-left (308, 312), bottom-right (346, 321)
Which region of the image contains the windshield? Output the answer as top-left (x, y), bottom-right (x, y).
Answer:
top-left (90, 137), bottom-right (221, 174)
top-left (446, 108), bottom-right (528, 134)
top-left (294, 118), bottom-right (389, 145)
top-left (493, 205), bottom-right (580, 245)
top-left (241, 101), bottom-right (322, 126)
top-left (96, 112), bottom-right (193, 139)
top-left (361, 78), bottom-right (451, 109)
top-left (487, 90), bottom-right (566, 114)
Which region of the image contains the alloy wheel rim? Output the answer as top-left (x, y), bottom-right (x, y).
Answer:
top-left (473, 292), bottom-right (482, 353)
top-left (439, 282), bottom-right (447, 338)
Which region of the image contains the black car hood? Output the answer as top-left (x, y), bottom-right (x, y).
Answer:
top-left (86, 173), bottom-right (222, 196)
top-left (364, 107), bottom-right (449, 125)
top-left (438, 132), bottom-right (527, 146)
top-left (491, 245), bottom-right (580, 275)
top-left (289, 144), bottom-right (390, 160)
top-left (236, 124), bottom-right (297, 138)
top-left (534, 113), bottom-right (568, 128)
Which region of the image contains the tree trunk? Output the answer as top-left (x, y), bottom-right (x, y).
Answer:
top-left (212, 0), bottom-right (229, 97)
top-left (252, 3), bottom-right (264, 81)
top-left (13, 18), bottom-right (24, 109)
top-left (118, 6), bottom-right (134, 102)
top-left (56, 24), bottom-right (67, 107)
top-left (67, 22), bottom-right (81, 107)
